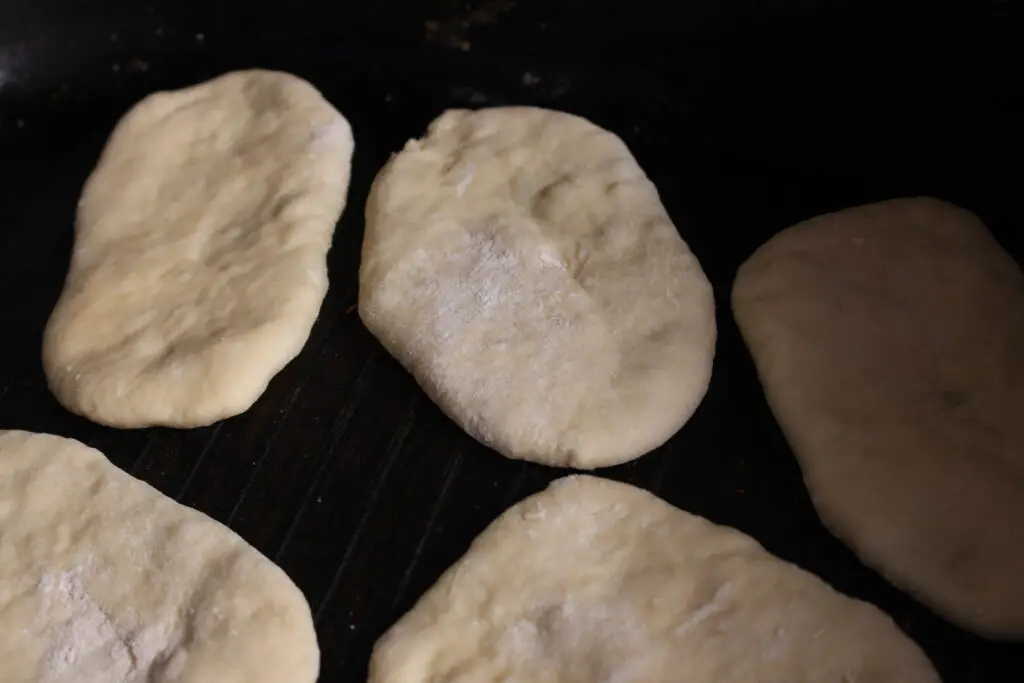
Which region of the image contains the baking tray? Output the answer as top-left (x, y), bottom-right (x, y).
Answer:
top-left (1, 1), bottom-right (1021, 680)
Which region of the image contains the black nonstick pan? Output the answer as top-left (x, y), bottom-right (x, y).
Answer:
top-left (1, 1), bottom-right (1020, 680)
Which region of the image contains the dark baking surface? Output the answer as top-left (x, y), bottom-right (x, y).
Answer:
top-left (1, 1), bottom-right (1021, 680)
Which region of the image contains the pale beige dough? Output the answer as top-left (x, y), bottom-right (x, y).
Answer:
top-left (732, 197), bottom-right (1024, 639)
top-left (0, 430), bottom-right (318, 683)
top-left (369, 475), bottom-right (939, 683)
top-left (43, 69), bottom-right (354, 428)
top-left (359, 107), bottom-right (716, 469)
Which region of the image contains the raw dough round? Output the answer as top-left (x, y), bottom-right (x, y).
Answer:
top-left (43, 69), bottom-right (354, 428)
top-left (358, 107), bottom-right (716, 469)
top-left (732, 197), bottom-right (1024, 639)
top-left (0, 430), bottom-right (318, 683)
top-left (369, 475), bottom-right (939, 683)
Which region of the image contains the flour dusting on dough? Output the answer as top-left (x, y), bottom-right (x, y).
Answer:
top-left (402, 227), bottom-right (600, 444)
top-left (424, 230), bottom-right (526, 344)
top-left (38, 564), bottom-right (170, 683)
top-left (497, 598), bottom-right (656, 682)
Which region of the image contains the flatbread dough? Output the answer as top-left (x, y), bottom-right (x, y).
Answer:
top-left (0, 430), bottom-right (318, 683)
top-left (369, 475), bottom-right (938, 683)
top-left (732, 197), bottom-right (1024, 639)
top-left (43, 69), bottom-right (354, 428)
top-left (359, 107), bottom-right (716, 469)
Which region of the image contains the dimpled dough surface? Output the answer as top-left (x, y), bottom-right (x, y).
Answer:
top-left (42, 69), bottom-right (354, 428)
top-left (0, 430), bottom-right (318, 683)
top-left (358, 107), bottom-right (716, 469)
top-left (732, 198), bottom-right (1024, 639)
top-left (369, 475), bottom-right (939, 683)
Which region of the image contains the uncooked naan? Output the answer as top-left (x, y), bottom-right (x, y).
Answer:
top-left (43, 69), bottom-right (354, 428)
top-left (369, 475), bottom-right (938, 683)
top-left (0, 430), bottom-right (318, 683)
top-left (359, 107), bottom-right (716, 469)
top-left (732, 197), bottom-right (1024, 640)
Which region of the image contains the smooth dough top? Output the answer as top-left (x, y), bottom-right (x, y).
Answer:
top-left (359, 107), bottom-right (716, 469)
top-left (369, 474), bottom-right (939, 683)
top-left (732, 197), bottom-right (1024, 639)
top-left (0, 430), bottom-right (318, 683)
top-left (43, 69), bottom-right (354, 428)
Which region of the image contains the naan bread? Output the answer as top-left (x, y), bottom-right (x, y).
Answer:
top-left (43, 69), bottom-right (354, 428)
top-left (370, 475), bottom-right (939, 683)
top-left (0, 430), bottom-right (318, 683)
top-left (732, 197), bottom-right (1024, 639)
top-left (359, 107), bottom-right (715, 468)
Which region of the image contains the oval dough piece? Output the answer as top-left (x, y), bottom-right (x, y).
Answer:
top-left (732, 197), bottom-right (1024, 639)
top-left (43, 69), bottom-right (354, 428)
top-left (369, 475), bottom-right (939, 683)
top-left (358, 107), bottom-right (716, 469)
top-left (0, 430), bottom-right (318, 683)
